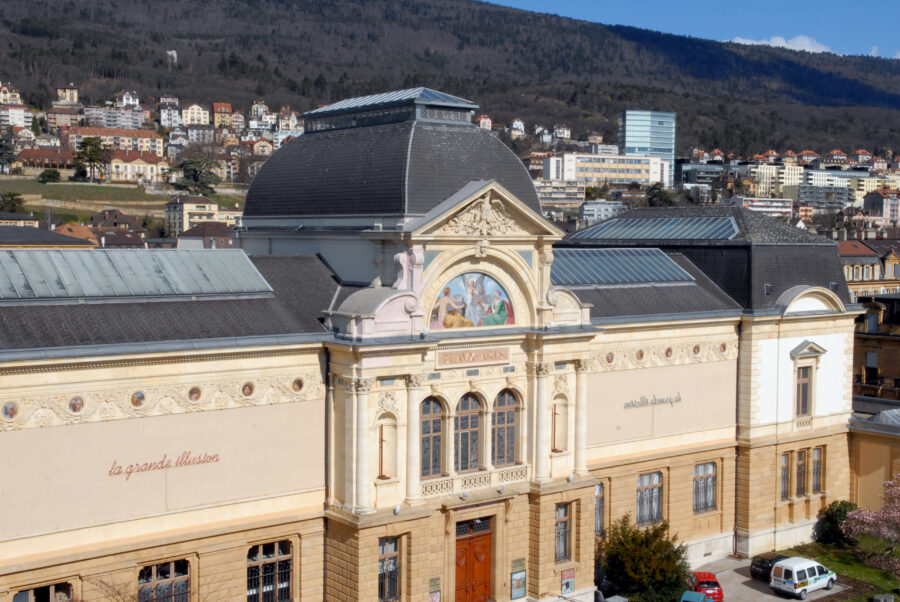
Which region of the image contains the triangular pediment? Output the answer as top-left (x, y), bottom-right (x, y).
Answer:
top-left (411, 181), bottom-right (563, 240)
top-left (790, 340), bottom-right (827, 359)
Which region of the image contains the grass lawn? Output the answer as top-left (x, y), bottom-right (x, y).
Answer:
top-left (782, 541), bottom-right (899, 600)
top-left (0, 180), bottom-right (167, 202)
top-left (208, 192), bottom-right (244, 207)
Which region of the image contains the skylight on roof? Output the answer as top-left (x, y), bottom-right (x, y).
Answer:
top-left (571, 217), bottom-right (739, 241)
top-left (0, 249), bottom-right (272, 304)
top-left (551, 248), bottom-right (694, 286)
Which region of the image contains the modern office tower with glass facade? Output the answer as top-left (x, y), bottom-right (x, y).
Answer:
top-left (618, 110), bottom-right (676, 188)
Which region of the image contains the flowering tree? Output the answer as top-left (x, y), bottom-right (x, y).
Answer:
top-left (843, 473), bottom-right (900, 556)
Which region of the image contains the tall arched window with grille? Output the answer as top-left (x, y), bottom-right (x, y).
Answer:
top-left (492, 389), bottom-right (517, 467)
top-left (420, 398), bottom-right (443, 479)
top-left (455, 394), bottom-right (481, 473)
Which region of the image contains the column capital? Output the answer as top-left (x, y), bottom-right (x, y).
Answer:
top-left (405, 374), bottom-right (425, 389)
top-left (356, 378), bottom-right (375, 394)
top-left (574, 359), bottom-right (591, 373)
top-left (526, 362), bottom-right (552, 377)
top-left (535, 362), bottom-right (553, 377)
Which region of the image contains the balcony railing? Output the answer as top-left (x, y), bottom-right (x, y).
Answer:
top-left (420, 464), bottom-right (530, 498)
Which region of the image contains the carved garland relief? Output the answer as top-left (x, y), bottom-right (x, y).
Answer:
top-left (0, 375), bottom-right (324, 432)
top-left (589, 340), bottom-right (738, 372)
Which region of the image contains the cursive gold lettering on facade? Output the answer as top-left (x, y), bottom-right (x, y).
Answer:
top-left (108, 450), bottom-right (220, 480)
top-left (437, 347), bottom-right (510, 368)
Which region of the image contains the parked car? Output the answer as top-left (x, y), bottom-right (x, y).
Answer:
top-left (750, 552), bottom-right (789, 581)
top-left (770, 557), bottom-right (836, 599)
top-left (687, 571), bottom-right (724, 602)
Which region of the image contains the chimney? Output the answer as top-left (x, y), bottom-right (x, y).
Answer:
top-left (839, 229), bottom-right (848, 241)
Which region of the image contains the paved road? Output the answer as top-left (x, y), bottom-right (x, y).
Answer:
top-left (697, 557), bottom-right (849, 601)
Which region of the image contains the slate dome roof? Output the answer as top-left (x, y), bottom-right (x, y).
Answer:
top-left (243, 89), bottom-right (540, 218)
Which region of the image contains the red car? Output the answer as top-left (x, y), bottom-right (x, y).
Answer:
top-left (688, 571), bottom-right (724, 602)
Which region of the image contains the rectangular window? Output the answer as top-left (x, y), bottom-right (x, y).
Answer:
top-left (555, 503), bottom-right (571, 561)
top-left (247, 540), bottom-right (291, 602)
top-left (693, 462), bottom-right (717, 513)
top-left (139, 560), bottom-right (190, 602)
top-left (812, 447), bottom-right (823, 493)
top-left (636, 472), bottom-right (663, 525)
top-left (378, 537), bottom-right (400, 602)
top-left (781, 453), bottom-right (790, 500)
top-left (797, 450), bottom-right (807, 497)
top-left (12, 583), bottom-right (72, 602)
top-left (594, 483), bottom-right (605, 536)
top-left (796, 366), bottom-right (811, 416)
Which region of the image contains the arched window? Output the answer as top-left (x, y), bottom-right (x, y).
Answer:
top-left (455, 394), bottom-right (481, 473)
top-left (377, 413), bottom-right (398, 480)
top-left (854, 266), bottom-right (861, 280)
top-left (864, 266), bottom-right (872, 280)
top-left (552, 396), bottom-right (568, 453)
top-left (492, 390), bottom-right (517, 467)
top-left (421, 398), bottom-right (443, 479)
top-left (844, 266), bottom-right (852, 281)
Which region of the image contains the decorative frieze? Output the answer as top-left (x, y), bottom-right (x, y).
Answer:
top-left (0, 374), bottom-right (323, 431)
top-left (589, 340), bottom-right (738, 372)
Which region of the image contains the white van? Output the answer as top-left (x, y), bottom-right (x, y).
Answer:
top-left (769, 556), bottom-right (836, 599)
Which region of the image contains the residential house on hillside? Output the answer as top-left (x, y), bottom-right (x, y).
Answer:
top-left (230, 112), bottom-right (245, 131)
top-left (159, 103), bottom-right (183, 128)
top-left (509, 118), bottom-right (525, 139)
top-left (181, 103), bottom-right (210, 126)
top-left (106, 151), bottom-right (170, 184)
top-left (0, 212), bottom-right (39, 228)
top-left (176, 221), bottom-right (235, 249)
top-left (54, 83), bottom-right (79, 106)
top-left (475, 114), bottom-right (491, 130)
top-left (47, 106), bottom-right (80, 131)
top-left (276, 106), bottom-right (300, 131)
top-left (34, 134), bottom-right (60, 148)
top-left (115, 90), bottom-right (140, 108)
top-left (83, 106), bottom-right (146, 130)
top-left (158, 94), bottom-right (179, 106)
top-left (0, 81), bottom-right (22, 105)
top-left (0, 105), bottom-right (33, 129)
top-left (15, 148), bottom-right (76, 170)
top-left (553, 124), bottom-right (571, 140)
top-left (88, 209), bottom-right (146, 235)
top-left (63, 126), bottom-right (164, 157)
top-left (187, 124), bottom-right (215, 145)
top-left (212, 102), bottom-right (232, 128)
top-left (165, 196), bottom-right (241, 236)
top-left (853, 149), bottom-right (873, 164)
top-left (799, 150), bottom-right (820, 164)
top-left (864, 189), bottom-right (900, 225)
top-left (250, 99), bottom-right (268, 120)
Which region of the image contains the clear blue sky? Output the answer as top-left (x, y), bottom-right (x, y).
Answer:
top-left (489, 1), bottom-right (900, 59)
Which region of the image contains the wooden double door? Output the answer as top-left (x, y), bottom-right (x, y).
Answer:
top-left (455, 518), bottom-right (492, 602)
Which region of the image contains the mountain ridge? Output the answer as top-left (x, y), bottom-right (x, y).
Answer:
top-left (2, 0), bottom-right (898, 155)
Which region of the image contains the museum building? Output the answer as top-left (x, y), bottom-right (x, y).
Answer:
top-left (0, 89), bottom-right (859, 602)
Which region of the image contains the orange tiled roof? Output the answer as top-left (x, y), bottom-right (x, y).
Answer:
top-left (838, 241), bottom-right (878, 256)
top-left (828, 149), bottom-right (846, 156)
top-left (108, 150), bottom-right (166, 164)
top-left (799, 150), bottom-right (819, 156)
top-left (53, 223), bottom-right (97, 243)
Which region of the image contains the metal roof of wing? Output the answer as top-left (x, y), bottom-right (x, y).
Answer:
top-left (0, 249), bottom-right (273, 305)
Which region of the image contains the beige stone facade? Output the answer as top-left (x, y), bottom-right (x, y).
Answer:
top-left (1, 180), bottom-right (862, 601)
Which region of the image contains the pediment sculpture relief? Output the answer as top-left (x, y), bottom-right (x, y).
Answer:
top-left (438, 193), bottom-right (523, 237)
